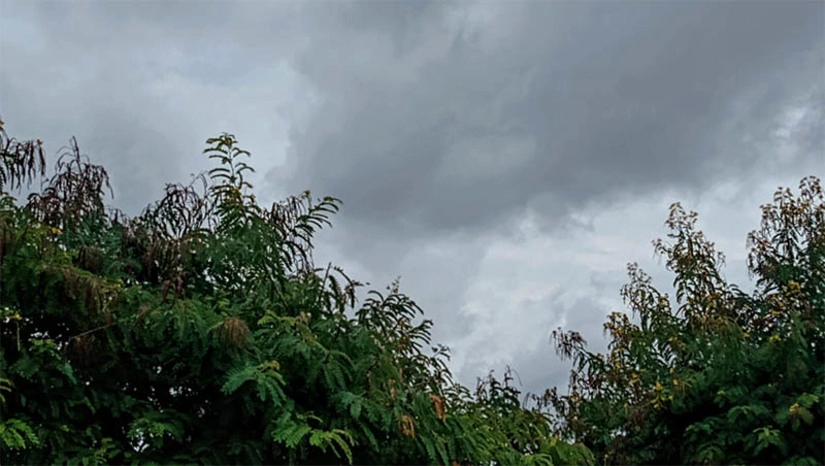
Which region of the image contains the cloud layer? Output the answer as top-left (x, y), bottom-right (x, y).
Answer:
top-left (1, 0), bottom-right (822, 392)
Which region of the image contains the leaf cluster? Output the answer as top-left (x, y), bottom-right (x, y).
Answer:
top-left (0, 125), bottom-right (588, 465)
top-left (548, 176), bottom-right (824, 465)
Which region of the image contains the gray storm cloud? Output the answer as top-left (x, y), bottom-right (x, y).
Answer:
top-left (1, 0), bottom-right (822, 390)
top-left (3, 1), bottom-right (820, 233)
top-left (279, 1), bottom-right (823, 240)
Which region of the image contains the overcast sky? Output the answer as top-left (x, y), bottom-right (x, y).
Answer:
top-left (1, 0), bottom-right (822, 395)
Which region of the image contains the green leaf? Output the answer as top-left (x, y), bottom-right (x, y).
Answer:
top-left (0, 418), bottom-right (40, 449)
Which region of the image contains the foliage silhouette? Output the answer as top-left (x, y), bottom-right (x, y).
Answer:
top-left (547, 176), bottom-right (824, 465)
top-left (0, 122), bottom-right (592, 465)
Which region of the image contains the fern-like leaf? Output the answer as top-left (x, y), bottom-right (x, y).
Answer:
top-left (0, 418), bottom-right (40, 450)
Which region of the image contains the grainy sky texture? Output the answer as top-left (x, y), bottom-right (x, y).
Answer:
top-left (1, 0), bottom-right (822, 394)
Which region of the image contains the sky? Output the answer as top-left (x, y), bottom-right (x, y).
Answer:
top-left (1, 0), bottom-right (822, 395)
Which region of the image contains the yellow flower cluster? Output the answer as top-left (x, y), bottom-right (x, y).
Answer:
top-left (786, 280), bottom-right (802, 295)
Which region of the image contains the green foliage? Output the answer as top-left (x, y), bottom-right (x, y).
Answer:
top-left (0, 418), bottom-right (39, 450)
top-left (0, 122), bottom-right (586, 464)
top-left (548, 176), bottom-right (825, 464)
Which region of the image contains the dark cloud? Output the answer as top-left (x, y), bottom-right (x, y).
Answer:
top-left (1, 0), bottom-right (821, 391)
top-left (280, 1), bottom-right (823, 239)
top-left (5, 1), bottom-right (819, 234)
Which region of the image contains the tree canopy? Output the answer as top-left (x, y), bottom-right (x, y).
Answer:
top-left (0, 122), bottom-right (592, 465)
top-left (546, 176), bottom-right (824, 464)
top-left (1, 119), bottom-right (821, 465)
